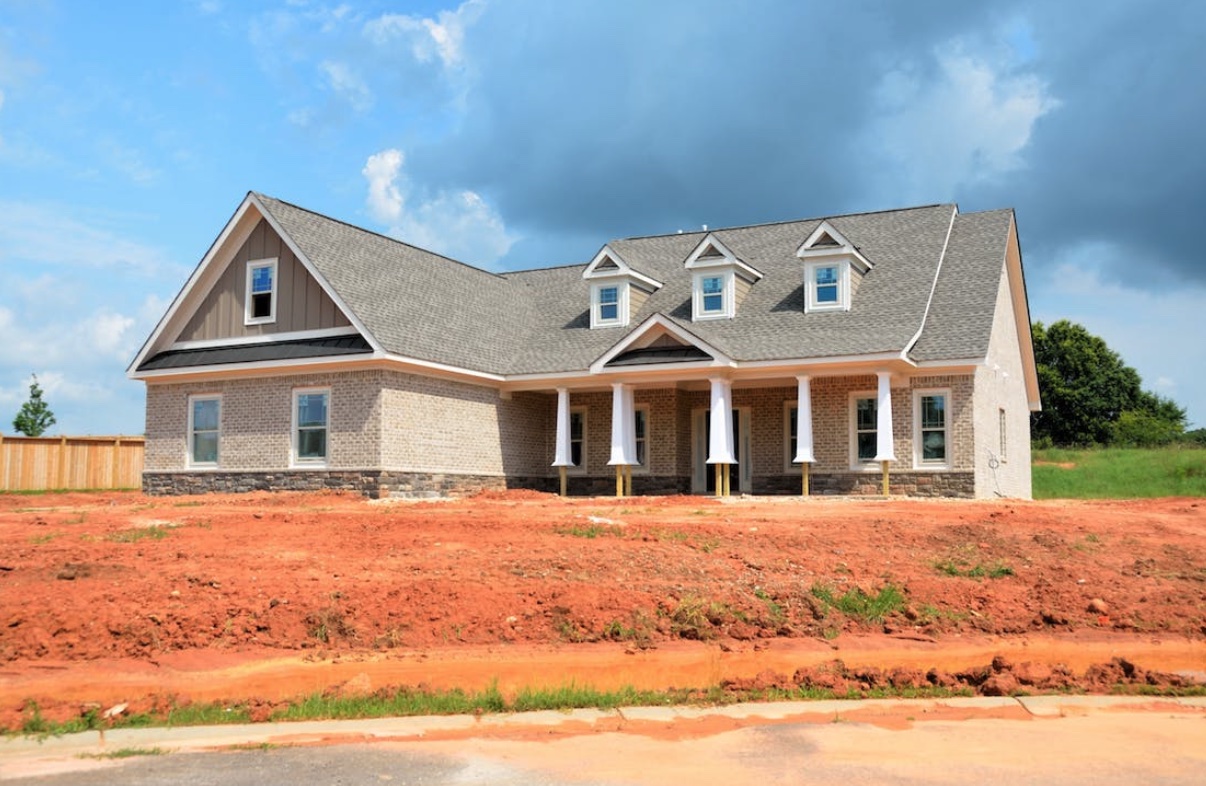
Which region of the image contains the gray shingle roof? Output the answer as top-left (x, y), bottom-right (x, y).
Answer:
top-left (253, 195), bottom-right (1007, 377)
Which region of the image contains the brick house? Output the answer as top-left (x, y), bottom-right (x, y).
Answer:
top-left (128, 193), bottom-right (1040, 499)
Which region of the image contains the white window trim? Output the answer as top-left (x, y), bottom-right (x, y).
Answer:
top-left (590, 280), bottom-right (629, 328)
top-left (245, 257), bottom-right (279, 326)
top-left (848, 390), bottom-right (879, 471)
top-left (567, 406), bottom-right (588, 475)
top-left (187, 394), bottom-right (221, 468)
top-left (292, 387), bottom-right (330, 467)
top-left (783, 400), bottom-right (798, 472)
top-left (804, 259), bottom-right (851, 313)
top-left (912, 388), bottom-right (952, 470)
top-left (998, 408), bottom-right (1008, 462)
top-left (692, 269), bottom-right (734, 321)
top-left (633, 404), bottom-right (650, 475)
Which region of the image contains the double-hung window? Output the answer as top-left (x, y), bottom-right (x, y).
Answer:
top-left (701, 275), bottom-right (724, 314)
top-left (634, 406), bottom-right (649, 470)
top-left (784, 403), bottom-right (799, 470)
top-left (188, 395), bottom-right (220, 467)
top-left (245, 258), bottom-right (278, 324)
top-left (568, 408), bottom-right (587, 472)
top-left (853, 394), bottom-right (878, 466)
top-left (805, 260), bottom-right (849, 312)
top-left (914, 389), bottom-right (950, 468)
top-left (293, 388), bottom-right (329, 465)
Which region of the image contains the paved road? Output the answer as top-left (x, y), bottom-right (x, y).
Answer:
top-left (4, 698), bottom-right (1204, 785)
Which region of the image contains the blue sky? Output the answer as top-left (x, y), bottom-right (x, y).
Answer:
top-left (1, 0), bottom-right (1203, 434)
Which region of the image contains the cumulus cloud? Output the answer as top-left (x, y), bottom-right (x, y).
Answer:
top-left (866, 43), bottom-right (1059, 203)
top-left (362, 148), bottom-right (515, 266)
top-left (364, 0), bottom-right (483, 70)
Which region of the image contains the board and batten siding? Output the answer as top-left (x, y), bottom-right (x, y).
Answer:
top-left (178, 218), bottom-right (351, 342)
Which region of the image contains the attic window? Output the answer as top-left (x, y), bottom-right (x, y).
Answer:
top-left (245, 258), bottom-right (278, 325)
top-left (693, 270), bottom-right (734, 320)
top-left (591, 281), bottom-right (627, 327)
top-left (805, 260), bottom-right (850, 312)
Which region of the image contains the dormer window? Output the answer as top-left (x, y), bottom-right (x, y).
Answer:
top-left (245, 258), bottom-right (278, 325)
top-left (797, 221), bottom-right (872, 314)
top-left (591, 282), bottom-right (626, 327)
top-left (683, 233), bottom-right (762, 322)
top-left (582, 245), bottom-right (662, 329)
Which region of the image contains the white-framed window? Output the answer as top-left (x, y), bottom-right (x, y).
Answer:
top-left (292, 387), bottom-right (330, 466)
top-left (568, 407), bottom-right (587, 473)
top-left (805, 259), bottom-right (850, 312)
top-left (999, 408), bottom-right (1007, 461)
top-left (850, 392), bottom-right (878, 469)
top-left (634, 405), bottom-right (649, 472)
top-left (692, 270), bottom-right (733, 320)
top-left (245, 258), bottom-right (278, 325)
top-left (783, 401), bottom-right (799, 471)
top-left (913, 389), bottom-right (951, 469)
top-left (590, 281), bottom-right (628, 328)
top-left (188, 394), bottom-right (220, 467)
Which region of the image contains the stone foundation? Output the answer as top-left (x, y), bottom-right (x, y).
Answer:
top-left (765, 471), bottom-right (976, 498)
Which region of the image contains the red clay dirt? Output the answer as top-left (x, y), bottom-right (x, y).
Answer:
top-left (0, 490), bottom-right (1202, 728)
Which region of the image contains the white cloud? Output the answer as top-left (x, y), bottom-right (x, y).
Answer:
top-left (866, 40), bottom-right (1059, 201)
top-left (364, 0), bottom-right (484, 70)
top-left (320, 60), bottom-right (372, 111)
top-left (362, 147), bottom-right (516, 267)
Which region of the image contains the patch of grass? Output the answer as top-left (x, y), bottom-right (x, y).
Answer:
top-left (555, 523), bottom-right (624, 539)
top-left (270, 684), bottom-right (507, 721)
top-left (600, 610), bottom-right (655, 647)
top-left (28, 532), bottom-right (62, 545)
top-left (1033, 446), bottom-right (1206, 499)
top-left (511, 683), bottom-right (674, 712)
top-left (307, 606), bottom-right (355, 643)
top-left (810, 583), bottom-right (907, 623)
top-left (754, 588), bottom-right (786, 624)
top-left (106, 525), bottom-right (172, 543)
top-left (934, 558), bottom-right (1014, 580)
top-left (78, 747), bottom-right (166, 760)
top-left (668, 595), bottom-right (735, 640)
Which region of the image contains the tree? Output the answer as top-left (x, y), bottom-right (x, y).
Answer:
top-left (1031, 320), bottom-right (1185, 447)
top-left (12, 375), bottom-right (56, 437)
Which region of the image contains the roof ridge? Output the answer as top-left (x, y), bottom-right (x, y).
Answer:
top-left (253, 192), bottom-right (510, 282)
top-left (613, 203), bottom-right (954, 243)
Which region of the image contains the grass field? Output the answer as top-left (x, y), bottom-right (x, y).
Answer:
top-left (1032, 447), bottom-right (1206, 499)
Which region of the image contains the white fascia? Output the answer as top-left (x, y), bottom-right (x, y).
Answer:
top-left (172, 326), bottom-right (361, 351)
top-left (796, 220), bottom-right (874, 273)
top-left (582, 245), bottom-right (662, 290)
top-left (588, 313), bottom-right (732, 374)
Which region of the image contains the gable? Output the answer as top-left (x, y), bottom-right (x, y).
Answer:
top-left (177, 218), bottom-right (351, 343)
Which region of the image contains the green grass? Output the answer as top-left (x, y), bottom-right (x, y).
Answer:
top-left (934, 559), bottom-right (1014, 580)
top-left (1032, 447), bottom-right (1206, 499)
top-left (78, 747), bottom-right (167, 760)
top-left (555, 523), bottom-right (624, 539)
top-left (105, 525), bottom-right (173, 543)
top-left (810, 583), bottom-right (907, 623)
top-left (270, 684), bottom-right (507, 721)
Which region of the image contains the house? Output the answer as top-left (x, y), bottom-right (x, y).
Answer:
top-left (127, 193), bottom-right (1040, 499)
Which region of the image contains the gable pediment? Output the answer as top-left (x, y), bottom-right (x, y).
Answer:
top-left (797, 220), bottom-right (873, 272)
top-left (590, 314), bottom-right (731, 373)
top-left (683, 233), bottom-right (763, 281)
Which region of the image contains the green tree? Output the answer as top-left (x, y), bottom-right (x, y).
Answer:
top-left (12, 375), bottom-right (56, 437)
top-left (1031, 320), bottom-right (1185, 447)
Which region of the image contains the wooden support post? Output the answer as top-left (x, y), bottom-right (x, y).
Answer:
top-left (616, 465), bottom-right (624, 497)
top-left (624, 464), bottom-right (633, 497)
top-left (802, 462), bottom-right (810, 497)
top-left (881, 460), bottom-right (890, 496)
top-left (111, 438), bottom-right (122, 489)
top-left (714, 464), bottom-right (722, 497)
top-left (722, 464), bottom-right (731, 497)
top-left (58, 435), bottom-right (68, 490)
top-left (559, 465), bottom-right (567, 497)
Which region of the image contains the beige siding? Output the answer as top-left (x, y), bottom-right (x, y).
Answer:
top-left (628, 285), bottom-right (650, 319)
top-left (178, 219), bottom-right (351, 342)
top-left (974, 250), bottom-right (1033, 498)
top-left (734, 275), bottom-right (753, 310)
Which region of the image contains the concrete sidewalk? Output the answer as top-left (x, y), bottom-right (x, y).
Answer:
top-left (3, 694), bottom-right (1205, 780)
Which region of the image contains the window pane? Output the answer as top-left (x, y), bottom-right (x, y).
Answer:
top-left (570, 441), bottom-right (582, 467)
top-left (788, 406), bottom-right (798, 462)
top-left (600, 303), bottom-right (618, 321)
top-left (856, 398), bottom-right (877, 430)
top-left (297, 394), bottom-right (327, 428)
top-left (703, 293), bottom-right (723, 312)
top-left (702, 276), bottom-right (723, 294)
top-left (635, 410), bottom-right (646, 439)
top-left (921, 395), bottom-right (946, 429)
top-left (193, 399), bottom-right (218, 431)
top-left (816, 284), bottom-right (838, 303)
top-left (252, 292), bottom-right (272, 318)
top-left (251, 265), bottom-right (273, 294)
top-left (815, 266), bottom-right (837, 285)
top-left (192, 432), bottom-right (218, 464)
top-left (298, 428), bottom-right (326, 459)
top-left (922, 431), bottom-right (946, 461)
top-left (635, 440), bottom-right (646, 466)
top-left (570, 413), bottom-right (583, 440)
top-left (857, 432), bottom-right (877, 461)
top-left (598, 286), bottom-right (618, 304)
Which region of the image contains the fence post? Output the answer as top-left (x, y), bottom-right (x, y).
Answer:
top-left (112, 438), bottom-right (121, 489)
top-left (58, 435), bottom-right (68, 490)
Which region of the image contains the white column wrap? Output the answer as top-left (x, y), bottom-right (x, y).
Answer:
top-left (608, 383), bottom-right (631, 466)
top-left (706, 378), bottom-right (736, 465)
top-left (874, 371), bottom-right (896, 462)
top-left (793, 375), bottom-right (815, 463)
top-left (624, 385), bottom-right (637, 465)
top-left (552, 388), bottom-right (572, 467)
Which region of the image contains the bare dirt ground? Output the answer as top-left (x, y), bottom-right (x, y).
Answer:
top-left (0, 490), bottom-right (1202, 729)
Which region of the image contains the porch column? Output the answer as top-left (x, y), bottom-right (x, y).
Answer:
top-left (794, 375), bottom-right (815, 496)
top-left (706, 378), bottom-right (735, 497)
top-left (608, 383), bottom-right (633, 496)
top-left (551, 388), bottom-right (572, 496)
top-left (874, 371), bottom-right (896, 495)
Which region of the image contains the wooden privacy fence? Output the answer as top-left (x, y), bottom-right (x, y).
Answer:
top-left (0, 435), bottom-right (145, 491)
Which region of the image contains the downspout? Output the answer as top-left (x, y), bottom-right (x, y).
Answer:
top-left (901, 204), bottom-right (958, 362)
